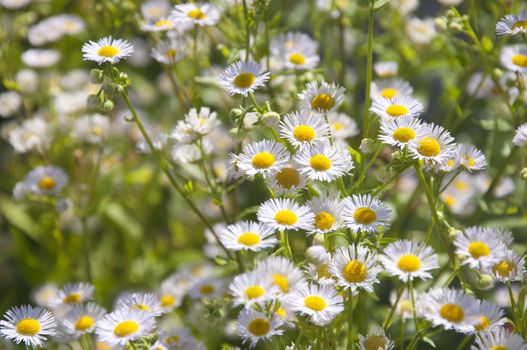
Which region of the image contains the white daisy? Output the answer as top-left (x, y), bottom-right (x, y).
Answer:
top-left (389, 289), bottom-right (414, 320)
top-left (151, 39), bottom-right (185, 64)
top-left (140, 16), bottom-right (176, 32)
top-left (270, 32), bottom-right (319, 70)
top-left (513, 123), bottom-right (527, 147)
top-left (306, 194), bottom-right (343, 234)
top-left (184, 106), bottom-right (219, 135)
top-left (455, 144), bottom-right (487, 171)
top-left (23, 166), bottom-right (68, 197)
top-left (235, 140), bottom-right (289, 178)
top-left (298, 81), bottom-right (345, 113)
top-left (8, 118), bottom-right (50, 153)
top-left (61, 302), bottom-right (106, 337)
top-left (255, 256), bottom-right (306, 295)
top-left (279, 110), bottom-right (330, 148)
top-left (496, 11), bottom-right (527, 36)
top-left (219, 221), bottom-right (277, 252)
top-left (329, 244), bottom-right (381, 295)
top-left (0, 305), bottom-right (57, 347)
top-left (327, 112), bottom-right (360, 141)
top-left (342, 194), bottom-right (392, 233)
top-left (72, 114), bottom-right (110, 144)
top-left (295, 142), bottom-right (354, 182)
top-left (0, 0), bottom-right (31, 9)
top-left (370, 95), bottom-right (424, 120)
top-left (54, 282), bottom-right (94, 307)
top-left (287, 283), bottom-right (344, 326)
top-left (379, 240), bottom-right (439, 282)
top-left (21, 49), bottom-right (61, 68)
top-left (371, 79), bottom-right (413, 100)
top-left (0, 91), bottom-right (22, 118)
top-left (406, 17), bottom-right (437, 45)
top-left (141, 0), bottom-right (171, 20)
top-left (408, 123), bottom-right (456, 167)
top-left (378, 115), bottom-right (429, 149)
top-left (304, 262), bottom-right (336, 286)
top-left (500, 45), bottom-right (527, 73)
top-left (266, 161), bottom-right (307, 195)
top-left (228, 271), bottom-right (279, 308)
top-left (188, 277), bottom-right (226, 299)
top-left (219, 60), bottom-right (270, 97)
top-left (454, 226), bottom-right (507, 269)
top-left (82, 36), bottom-right (134, 65)
top-left (95, 309), bottom-right (156, 347)
top-left (257, 198), bottom-right (315, 231)
top-left (417, 288), bottom-right (480, 333)
top-left (472, 328), bottom-right (527, 350)
top-left (236, 309), bottom-right (284, 348)
top-left (485, 249), bottom-right (526, 282)
top-left (472, 300), bottom-right (506, 333)
top-left (374, 61), bottom-right (398, 78)
top-left (31, 284), bottom-right (59, 309)
top-left (357, 326), bottom-right (394, 350)
top-left (114, 292), bottom-right (163, 317)
top-left (172, 3), bottom-right (220, 27)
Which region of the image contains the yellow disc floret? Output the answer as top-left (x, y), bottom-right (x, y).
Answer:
top-left (245, 285), bottom-right (265, 299)
top-left (247, 318), bottom-right (270, 336)
top-left (385, 104), bottom-right (408, 117)
top-left (311, 93), bottom-right (335, 111)
top-left (113, 320), bottom-right (139, 337)
top-left (293, 125), bottom-right (316, 141)
top-left (468, 241), bottom-right (491, 259)
top-left (397, 255), bottom-right (421, 272)
top-left (304, 295), bottom-right (327, 311)
top-left (252, 152), bottom-right (276, 169)
top-left (16, 319), bottom-right (41, 336)
top-left (342, 260), bottom-right (367, 283)
top-left (309, 154), bottom-right (332, 171)
top-left (417, 137), bottom-right (441, 157)
top-left (237, 232), bottom-right (261, 246)
top-left (439, 304), bottom-right (464, 323)
top-left (353, 207), bottom-right (377, 225)
top-left (392, 127), bottom-right (416, 143)
top-left (274, 210), bottom-right (298, 226)
top-left (97, 46), bottom-right (119, 57)
top-left (314, 211), bottom-right (336, 231)
top-left (234, 72), bottom-right (256, 88)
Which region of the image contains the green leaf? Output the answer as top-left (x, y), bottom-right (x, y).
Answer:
top-left (479, 119), bottom-right (513, 132)
top-left (374, 0), bottom-right (391, 11)
top-left (422, 336), bottom-right (436, 348)
top-left (0, 196), bottom-right (40, 240)
top-left (103, 202), bottom-right (142, 239)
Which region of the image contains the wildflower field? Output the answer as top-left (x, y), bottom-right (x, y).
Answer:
top-left (1, 0), bottom-right (527, 349)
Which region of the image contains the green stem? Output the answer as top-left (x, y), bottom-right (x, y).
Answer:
top-left (484, 147), bottom-right (518, 199)
top-left (408, 279), bottom-right (419, 334)
top-left (348, 293), bottom-right (354, 350)
top-left (383, 286), bottom-right (404, 329)
top-left (455, 335), bottom-right (473, 350)
top-left (242, 0), bottom-right (250, 63)
top-left (362, 0), bottom-right (375, 139)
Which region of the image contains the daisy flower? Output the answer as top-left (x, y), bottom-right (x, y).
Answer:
top-left (257, 198), bottom-right (315, 231)
top-left (417, 288), bottom-right (480, 333)
top-left (472, 300), bottom-right (506, 333)
top-left (357, 326), bottom-right (394, 350)
top-left (453, 226), bottom-right (507, 269)
top-left (266, 162), bottom-right (307, 195)
top-left (219, 221), bottom-right (277, 252)
top-left (298, 81), bottom-right (345, 113)
top-left (54, 282), bottom-right (93, 307)
top-left (188, 277), bottom-right (226, 299)
top-left (496, 11), bottom-right (527, 36)
top-left (255, 256), bottom-right (306, 295)
top-left (21, 49), bottom-right (61, 68)
top-left (9, 118), bottom-right (50, 153)
top-left (236, 309), bottom-right (284, 348)
top-left (389, 289), bottom-right (414, 320)
top-left (327, 112), bottom-right (360, 141)
top-left (342, 194), bottom-right (392, 233)
top-left (141, 0), bottom-right (171, 20)
top-left (371, 79), bottom-right (413, 100)
top-left (114, 292), bottom-right (163, 317)
top-left (235, 140), bottom-right (289, 178)
top-left (379, 240), bottom-right (439, 282)
top-left (374, 61), bottom-right (398, 78)
top-left (279, 110), bottom-right (330, 148)
top-left (228, 271), bottom-right (279, 308)
top-left (140, 17), bottom-right (176, 32)
top-left (82, 36), bottom-right (134, 65)
top-left (500, 45), bottom-right (527, 73)
top-left (370, 95), bottom-right (424, 120)
top-left (32, 284), bottom-right (59, 309)
top-left (513, 123), bottom-right (527, 147)
top-left (172, 3), bottom-right (220, 27)
top-left (0, 305), bottom-right (57, 347)
top-left (61, 302), bottom-right (106, 337)
top-left (287, 283), bottom-right (344, 326)
top-left (455, 144), bottom-right (487, 171)
top-left (184, 107), bottom-right (219, 135)
top-left (159, 327), bottom-right (195, 348)
top-left (472, 328), bottom-right (527, 350)
top-left (485, 249), bottom-right (526, 282)
top-left (95, 309), bottom-right (156, 347)
top-left (219, 60), bottom-right (270, 97)
top-left (294, 142), bottom-right (354, 182)
top-left (307, 194), bottom-right (344, 234)
top-left (270, 32), bottom-right (320, 70)
top-left (151, 39), bottom-right (185, 64)
top-left (72, 114), bottom-right (110, 144)
top-left (408, 123), bottom-right (456, 167)
top-left (329, 244), bottom-right (382, 295)
top-left (0, 91), bottom-right (21, 118)
top-left (378, 115), bottom-right (429, 149)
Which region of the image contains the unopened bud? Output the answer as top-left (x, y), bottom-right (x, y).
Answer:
top-left (87, 94), bottom-right (101, 109)
top-left (262, 111), bottom-right (280, 128)
top-left (102, 100), bottom-right (114, 112)
top-left (230, 108), bottom-right (243, 118)
top-left (476, 274), bottom-right (494, 290)
top-left (243, 112), bottom-right (259, 130)
top-left (521, 168), bottom-right (527, 180)
top-left (89, 69), bottom-right (104, 84)
top-left (312, 234), bottom-right (325, 246)
top-left (359, 138), bottom-right (376, 154)
top-left (306, 245), bottom-right (328, 264)
top-left (448, 22), bottom-right (464, 32)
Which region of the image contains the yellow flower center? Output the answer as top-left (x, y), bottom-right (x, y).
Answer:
top-left (164, 49), bottom-right (177, 58)
top-left (447, 159), bottom-right (455, 168)
top-left (380, 88), bottom-right (398, 99)
top-left (468, 241), bottom-right (491, 259)
top-left (314, 211), bottom-right (336, 230)
top-left (316, 264), bottom-right (332, 279)
top-left (199, 284), bottom-right (215, 295)
top-left (273, 273), bottom-right (289, 293)
top-left (289, 53), bottom-right (306, 65)
top-left (64, 293), bottom-right (82, 304)
top-left (276, 307), bottom-right (286, 318)
top-left (475, 315), bottom-right (490, 331)
top-left (154, 19), bottom-right (172, 27)
top-left (247, 318), bottom-right (270, 336)
top-left (399, 300), bottom-right (413, 314)
top-left (392, 127), bottom-right (416, 143)
top-left (363, 335), bottom-right (387, 350)
top-left (309, 154), bottom-right (332, 171)
top-left (439, 303), bottom-right (464, 323)
top-left (39, 176), bottom-right (57, 190)
top-left (385, 104), bottom-right (408, 117)
top-left (490, 346), bottom-right (508, 350)
top-left (75, 315), bottom-right (95, 331)
top-left (332, 122), bottom-right (344, 130)
top-left (234, 72), bottom-right (256, 88)
top-left (512, 54), bottom-right (527, 67)
top-left (133, 304), bottom-right (150, 312)
top-left (443, 195), bottom-right (456, 207)
top-left (304, 295), bottom-right (327, 311)
top-left (493, 260), bottom-right (514, 278)
top-left (353, 207), bottom-right (377, 224)
top-left (464, 156), bottom-right (476, 167)
top-left (245, 285), bottom-right (265, 299)
top-left (113, 320), bottom-right (139, 337)
top-left (274, 209), bottom-right (298, 226)
top-left (512, 20), bottom-right (527, 29)
top-left (237, 232), bottom-right (261, 246)
top-left (252, 152), bottom-right (275, 169)
top-left (342, 260), bottom-right (367, 283)
top-left (16, 319), bottom-right (40, 336)
top-left (311, 93), bottom-right (335, 111)
top-left (160, 295), bottom-right (175, 307)
top-left (397, 254), bottom-right (421, 272)
top-left (97, 46), bottom-right (119, 58)
top-left (417, 137), bottom-right (441, 157)
top-left (454, 180), bottom-right (468, 191)
top-left (275, 167), bottom-right (301, 189)
top-left (166, 336), bottom-right (181, 345)
top-left (293, 125), bottom-right (316, 141)
top-left (187, 8), bottom-right (206, 20)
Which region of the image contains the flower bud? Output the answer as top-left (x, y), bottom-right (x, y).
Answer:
top-left (102, 100), bottom-right (114, 112)
top-left (230, 108), bottom-right (243, 118)
top-left (89, 69), bottom-right (104, 84)
top-left (359, 138), bottom-right (376, 154)
top-left (243, 112), bottom-right (260, 130)
top-left (521, 168), bottom-right (527, 180)
top-left (476, 274), bottom-right (494, 290)
top-left (87, 94), bottom-right (101, 109)
top-left (306, 245), bottom-right (328, 264)
top-left (262, 111), bottom-right (280, 128)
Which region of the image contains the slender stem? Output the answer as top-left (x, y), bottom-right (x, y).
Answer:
top-left (507, 280), bottom-right (518, 321)
top-left (280, 230), bottom-right (294, 261)
top-left (455, 335), bottom-right (473, 350)
top-left (362, 0), bottom-right (375, 139)
top-left (347, 293), bottom-right (354, 350)
top-left (408, 279), bottom-right (419, 333)
top-left (484, 147), bottom-right (518, 199)
top-left (383, 286), bottom-right (404, 329)
top-left (242, 0), bottom-right (250, 63)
